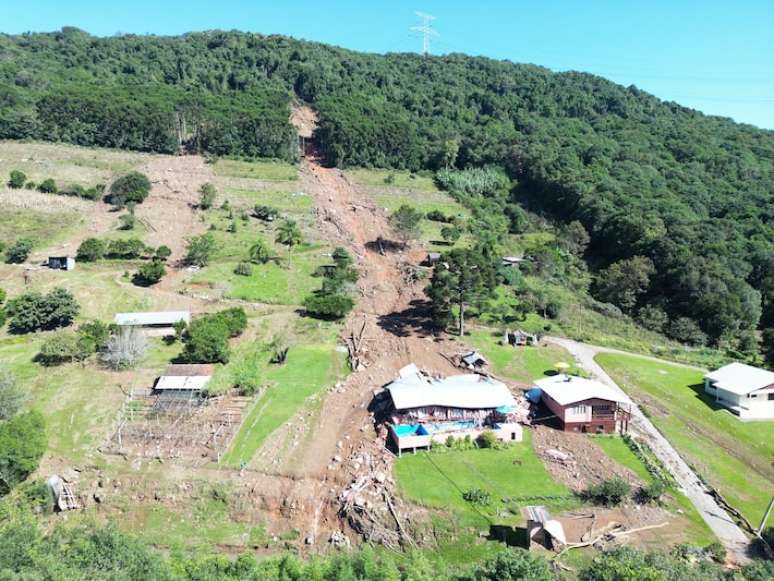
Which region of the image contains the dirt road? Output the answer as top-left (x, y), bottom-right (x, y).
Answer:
top-left (546, 336), bottom-right (751, 563)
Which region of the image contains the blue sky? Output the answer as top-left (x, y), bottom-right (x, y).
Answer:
top-left (2, 1), bottom-right (773, 129)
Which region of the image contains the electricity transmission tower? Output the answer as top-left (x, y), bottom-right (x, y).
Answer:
top-left (411, 11), bottom-right (438, 55)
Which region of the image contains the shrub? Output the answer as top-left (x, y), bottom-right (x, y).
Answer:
top-left (37, 178), bottom-right (57, 194)
top-left (7, 288), bottom-right (79, 333)
top-left (106, 238), bottom-right (146, 259)
top-left (440, 224), bottom-right (462, 245)
top-left (8, 170), bottom-right (26, 189)
top-left (182, 318), bottom-right (231, 364)
top-left (184, 233), bottom-right (216, 266)
top-left (585, 477), bottom-right (631, 506)
top-left (637, 479), bottom-right (666, 504)
top-left (133, 260), bottom-right (165, 286)
top-left (212, 307), bottom-right (248, 337)
top-left (477, 429), bottom-right (498, 449)
top-left (464, 548), bottom-right (553, 581)
top-left (667, 317), bottom-right (707, 346)
top-left (703, 542), bottom-right (727, 563)
top-left (254, 205), bottom-right (279, 222)
top-left (154, 245), bottom-right (172, 261)
top-left (4, 239), bottom-right (33, 264)
top-left (76, 238), bottom-right (106, 262)
top-left (462, 487), bottom-right (491, 505)
top-left (37, 330), bottom-right (93, 366)
top-left (107, 172), bottom-right (151, 207)
top-left (389, 204), bottom-right (423, 244)
top-left (80, 184), bottom-right (105, 201)
top-left (426, 209), bottom-right (453, 223)
top-left (77, 320), bottom-right (110, 352)
top-left (60, 184), bottom-right (85, 197)
top-left (118, 213), bottom-right (136, 230)
top-left (332, 247), bottom-right (353, 269)
top-left (248, 239), bottom-right (271, 264)
top-left (0, 411), bottom-right (47, 495)
top-left (100, 327), bottom-right (147, 369)
top-left (303, 293), bottom-right (354, 320)
top-left (199, 182), bottom-right (217, 209)
top-left (24, 181), bottom-right (36, 189)
top-left (234, 262), bottom-right (253, 276)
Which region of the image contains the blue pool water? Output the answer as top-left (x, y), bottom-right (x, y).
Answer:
top-left (391, 420), bottom-right (478, 437)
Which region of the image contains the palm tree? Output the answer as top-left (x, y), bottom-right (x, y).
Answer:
top-left (275, 219), bottom-right (303, 268)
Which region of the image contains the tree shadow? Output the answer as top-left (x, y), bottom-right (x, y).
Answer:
top-left (364, 237), bottom-right (405, 254)
top-left (377, 298), bottom-right (439, 339)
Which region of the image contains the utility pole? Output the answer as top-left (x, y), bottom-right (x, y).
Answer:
top-left (410, 11), bottom-right (438, 55)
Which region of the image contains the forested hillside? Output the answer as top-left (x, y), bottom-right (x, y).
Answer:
top-left (1, 28), bottom-right (772, 347)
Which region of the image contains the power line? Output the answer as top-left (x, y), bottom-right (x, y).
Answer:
top-left (410, 11), bottom-right (438, 55)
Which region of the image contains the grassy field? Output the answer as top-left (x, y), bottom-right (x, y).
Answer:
top-left (0, 208), bottom-right (83, 250)
top-left (348, 169), bottom-right (438, 192)
top-left (222, 340), bottom-right (347, 466)
top-left (466, 328), bottom-right (578, 383)
top-left (395, 431), bottom-right (579, 530)
top-left (596, 352), bottom-right (774, 523)
top-left (213, 159), bottom-right (298, 182)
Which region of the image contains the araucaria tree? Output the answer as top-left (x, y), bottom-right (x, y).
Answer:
top-left (427, 248), bottom-right (497, 336)
top-left (389, 204), bottom-right (423, 246)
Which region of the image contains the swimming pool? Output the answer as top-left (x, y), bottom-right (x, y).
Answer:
top-left (391, 420), bottom-right (479, 437)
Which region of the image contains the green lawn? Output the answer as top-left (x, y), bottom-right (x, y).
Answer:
top-left (596, 352), bottom-right (774, 523)
top-left (394, 431), bottom-right (579, 530)
top-left (222, 342), bottom-right (347, 466)
top-left (466, 328), bottom-right (577, 383)
top-left (348, 168), bottom-right (439, 192)
top-left (226, 189), bottom-right (314, 213)
top-left (213, 159), bottom-right (298, 182)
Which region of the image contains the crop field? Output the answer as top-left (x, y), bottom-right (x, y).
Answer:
top-left (596, 352), bottom-right (774, 523)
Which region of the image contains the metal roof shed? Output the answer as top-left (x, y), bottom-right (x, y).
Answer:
top-left (114, 311), bottom-right (191, 327)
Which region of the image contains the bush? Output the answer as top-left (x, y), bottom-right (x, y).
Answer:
top-left (181, 308), bottom-right (247, 364)
top-left (8, 170), bottom-right (26, 189)
top-left (133, 260), bottom-right (165, 286)
top-left (426, 209), bottom-right (453, 223)
top-left (303, 293), bottom-right (354, 320)
top-left (667, 317), bottom-right (707, 346)
top-left (254, 204), bottom-right (279, 222)
top-left (118, 213), bottom-right (136, 230)
top-left (77, 320), bottom-right (110, 352)
top-left (4, 239), bottom-right (33, 264)
top-left (60, 184), bottom-right (85, 197)
top-left (637, 479), bottom-right (666, 504)
top-left (184, 233), bottom-right (216, 266)
top-left (477, 429), bottom-right (498, 449)
top-left (462, 548), bottom-right (554, 581)
top-left (37, 330), bottom-right (93, 366)
top-left (462, 487), bottom-right (492, 505)
top-left (7, 288), bottom-right (79, 333)
top-left (106, 238), bottom-right (147, 259)
top-left (154, 245), bottom-right (172, 261)
top-left (37, 178), bottom-right (57, 194)
top-left (100, 327), bottom-right (147, 369)
top-left (248, 239), bottom-right (271, 264)
top-left (234, 262), bottom-right (253, 276)
top-left (0, 411), bottom-right (47, 495)
top-left (585, 477), bottom-right (631, 506)
top-left (389, 204), bottom-right (423, 243)
top-left (24, 181), bottom-right (36, 189)
top-left (199, 182), bottom-right (217, 209)
top-left (76, 238), bottom-right (106, 262)
top-left (703, 541), bottom-right (727, 563)
top-left (107, 172), bottom-right (151, 207)
top-left (440, 224), bottom-right (462, 245)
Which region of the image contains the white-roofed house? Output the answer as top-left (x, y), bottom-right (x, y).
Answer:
top-left (703, 362), bottom-right (774, 420)
top-left (533, 374), bottom-right (632, 434)
top-left (385, 364), bottom-right (522, 454)
top-left (153, 363), bottom-right (214, 401)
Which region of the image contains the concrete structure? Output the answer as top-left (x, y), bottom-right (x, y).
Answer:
top-left (385, 364), bottom-right (522, 454)
top-left (704, 362), bottom-right (774, 420)
top-left (523, 505), bottom-right (567, 550)
top-left (114, 311), bottom-right (191, 331)
top-left (533, 374), bottom-right (632, 433)
top-left (461, 351), bottom-right (488, 369)
top-left (48, 256), bottom-right (76, 271)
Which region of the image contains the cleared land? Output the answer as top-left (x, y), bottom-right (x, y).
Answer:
top-left (596, 352), bottom-right (774, 523)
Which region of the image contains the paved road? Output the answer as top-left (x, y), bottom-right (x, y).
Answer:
top-left (546, 336), bottom-right (751, 563)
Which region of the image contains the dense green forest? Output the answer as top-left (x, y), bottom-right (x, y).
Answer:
top-left (0, 28), bottom-right (772, 348)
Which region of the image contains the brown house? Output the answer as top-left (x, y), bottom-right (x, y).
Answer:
top-left (534, 374), bottom-right (632, 434)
